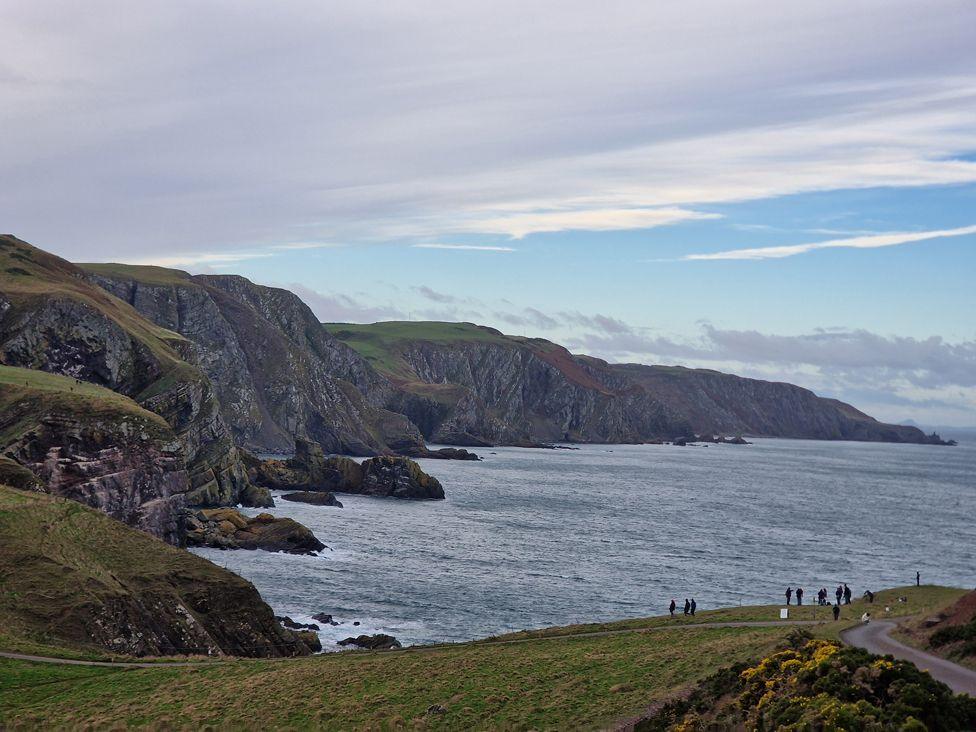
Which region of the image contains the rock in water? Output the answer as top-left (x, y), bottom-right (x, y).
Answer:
top-left (248, 440), bottom-right (445, 500)
top-left (337, 634), bottom-right (402, 650)
top-left (359, 456), bottom-right (445, 499)
top-left (185, 507), bottom-right (325, 554)
top-left (281, 491), bottom-right (343, 507)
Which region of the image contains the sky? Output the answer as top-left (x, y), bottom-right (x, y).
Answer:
top-left (2, 1), bottom-right (975, 426)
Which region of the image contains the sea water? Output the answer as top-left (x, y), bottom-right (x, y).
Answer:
top-left (191, 438), bottom-right (976, 648)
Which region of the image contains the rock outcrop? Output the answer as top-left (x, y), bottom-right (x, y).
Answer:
top-left (337, 633), bottom-right (402, 650)
top-left (281, 491), bottom-right (343, 507)
top-left (184, 507), bottom-right (326, 554)
top-left (247, 440), bottom-right (444, 500)
top-left (84, 264), bottom-right (426, 456)
top-left (0, 366), bottom-right (190, 544)
top-left (0, 236), bottom-right (257, 510)
top-left (0, 485), bottom-right (313, 658)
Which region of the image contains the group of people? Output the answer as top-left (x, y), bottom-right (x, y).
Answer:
top-left (668, 598), bottom-right (696, 617)
top-left (785, 583), bottom-right (853, 607)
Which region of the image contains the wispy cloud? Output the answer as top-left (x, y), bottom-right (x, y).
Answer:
top-left (411, 244), bottom-right (516, 252)
top-left (682, 224), bottom-right (976, 261)
top-left (119, 251), bottom-right (275, 267)
top-left (461, 207), bottom-right (720, 239)
top-left (270, 242), bottom-right (343, 251)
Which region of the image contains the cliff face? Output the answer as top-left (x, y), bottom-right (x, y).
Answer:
top-left (328, 322), bottom-right (950, 446)
top-left (0, 366), bottom-right (189, 544)
top-left (0, 485), bottom-right (312, 657)
top-left (386, 337), bottom-right (691, 445)
top-left (85, 265), bottom-right (424, 456)
top-left (609, 363), bottom-right (948, 444)
top-left (0, 236), bottom-right (254, 507)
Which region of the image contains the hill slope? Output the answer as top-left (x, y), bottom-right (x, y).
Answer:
top-left (0, 235), bottom-right (254, 507)
top-left (84, 264), bottom-right (425, 456)
top-left (0, 485), bottom-right (312, 658)
top-left (327, 321), bottom-right (947, 446)
top-left (0, 365), bottom-right (189, 543)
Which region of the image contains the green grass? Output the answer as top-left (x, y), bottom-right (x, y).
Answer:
top-left (79, 262), bottom-right (193, 286)
top-left (325, 321), bottom-right (515, 380)
top-left (0, 365), bottom-right (170, 447)
top-left (488, 585), bottom-right (966, 644)
top-left (0, 626), bottom-right (792, 730)
top-left (1, 584), bottom-right (968, 729)
top-left (0, 237), bottom-right (188, 370)
top-left (0, 486), bottom-right (264, 661)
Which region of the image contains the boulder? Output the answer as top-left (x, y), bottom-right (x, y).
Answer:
top-left (294, 630), bottom-right (322, 653)
top-left (357, 456), bottom-right (444, 500)
top-left (312, 613), bottom-right (340, 626)
top-left (277, 616), bottom-right (320, 631)
top-left (337, 633), bottom-right (402, 650)
top-left (281, 491), bottom-right (343, 508)
top-left (184, 508), bottom-right (325, 554)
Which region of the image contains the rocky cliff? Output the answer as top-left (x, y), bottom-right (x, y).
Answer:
top-left (328, 321), bottom-right (950, 446)
top-left (84, 264), bottom-right (426, 456)
top-left (0, 236), bottom-right (257, 507)
top-left (608, 362), bottom-right (949, 444)
top-left (0, 485), bottom-right (313, 657)
top-left (0, 365), bottom-right (190, 543)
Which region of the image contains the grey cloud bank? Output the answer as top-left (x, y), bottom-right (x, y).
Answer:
top-left (3, 1), bottom-right (976, 257)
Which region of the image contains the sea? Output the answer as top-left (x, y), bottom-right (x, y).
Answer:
top-left (190, 438), bottom-right (976, 649)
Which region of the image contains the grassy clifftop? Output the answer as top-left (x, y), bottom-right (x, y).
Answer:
top-left (0, 364), bottom-right (169, 440)
top-left (1, 584), bottom-right (965, 729)
top-left (0, 485), bottom-right (308, 659)
top-left (325, 321), bottom-right (518, 380)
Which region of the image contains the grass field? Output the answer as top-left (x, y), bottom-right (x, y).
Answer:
top-left (0, 583), bottom-right (967, 730)
top-left (0, 625), bottom-right (792, 730)
top-left (489, 585), bottom-right (967, 644)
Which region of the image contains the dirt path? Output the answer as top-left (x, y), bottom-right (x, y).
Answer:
top-left (0, 619), bottom-right (824, 668)
top-left (842, 620), bottom-right (976, 695)
top-left (0, 651), bottom-right (214, 669)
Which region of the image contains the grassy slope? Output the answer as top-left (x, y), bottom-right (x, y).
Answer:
top-left (0, 627), bottom-right (789, 730)
top-left (325, 321), bottom-right (515, 381)
top-left (0, 236), bottom-right (188, 374)
top-left (0, 485), bottom-right (262, 660)
top-left (79, 262), bottom-right (193, 287)
top-left (0, 585), bottom-right (966, 730)
top-left (0, 365), bottom-right (171, 449)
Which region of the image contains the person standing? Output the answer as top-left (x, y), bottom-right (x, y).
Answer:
top-left (796, 587), bottom-right (804, 606)
top-left (835, 585), bottom-right (843, 605)
top-left (683, 598), bottom-right (690, 616)
top-left (916, 571), bottom-right (921, 587)
top-left (844, 584), bottom-right (852, 605)
top-left (785, 587), bottom-right (793, 605)
top-left (832, 604), bottom-right (840, 621)
top-left (690, 598), bottom-right (697, 616)
top-left (669, 599), bottom-right (676, 618)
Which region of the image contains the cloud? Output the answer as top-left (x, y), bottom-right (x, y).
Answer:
top-left (287, 283), bottom-right (406, 323)
top-left (413, 285), bottom-right (462, 304)
top-left (3, 4), bottom-right (976, 257)
top-left (459, 207), bottom-right (719, 239)
top-left (270, 242), bottom-right (343, 251)
top-left (411, 244), bottom-right (516, 252)
top-left (118, 251), bottom-right (275, 268)
top-left (683, 224), bottom-right (976, 260)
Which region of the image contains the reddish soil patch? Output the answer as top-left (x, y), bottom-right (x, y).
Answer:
top-left (942, 590), bottom-right (976, 627)
top-left (533, 346), bottom-right (615, 395)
